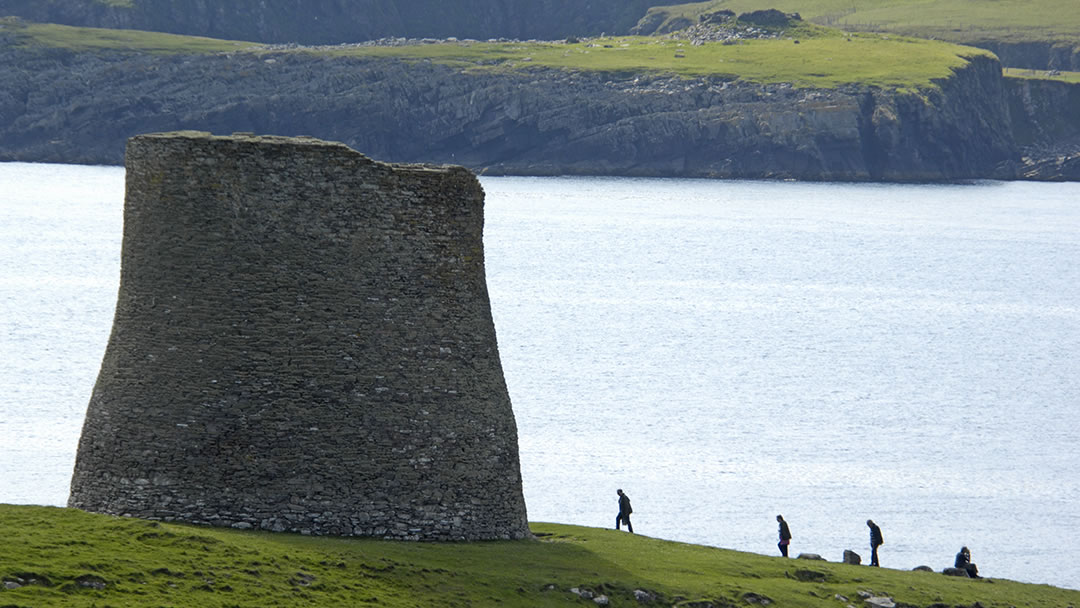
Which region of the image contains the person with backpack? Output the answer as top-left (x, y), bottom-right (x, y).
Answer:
top-left (867, 519), bottom-right (884, 566)
top-left (776, 514), bottom-right (792, 557)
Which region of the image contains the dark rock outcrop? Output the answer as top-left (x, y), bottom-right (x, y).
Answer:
top-left (701, 10), bottom-right (735, 26)
top-left (631, 8), bottom-right (802, 37)
top-left (1005, 75), bottom-right (1080, 179)
top-left (0, 40), bottom-right (1025, 181)
top-left (0, 0), bottom-right (654, 43)
top-left (737, 9), bottom-right (800, 27)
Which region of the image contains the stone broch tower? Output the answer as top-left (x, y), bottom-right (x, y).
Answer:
top-left (69, 131), bottom-right (530, 540)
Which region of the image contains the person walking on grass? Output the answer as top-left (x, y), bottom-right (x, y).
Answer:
top-left (867, 519), bottom-right (884, 566)
top-left (615, 489), bottom-right (633, 533)
top-left (776, 515), bottom-right (792, 557)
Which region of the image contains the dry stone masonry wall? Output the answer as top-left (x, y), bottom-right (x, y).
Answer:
top-left (68, 131), bottom-right (530, 540)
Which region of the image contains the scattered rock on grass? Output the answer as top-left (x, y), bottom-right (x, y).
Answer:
top-left (794, 569), bottom-right (827, 582)
top-left (571, 587), bottom-right (595, 599)
top-left (75, 574), bottom-right (107, 590)
top-left (797, 553), bottom-right (827, 561)
top-left (742, 591), bottom-right (773, 604)
top-left (634, 588), bottom-right (657, 602)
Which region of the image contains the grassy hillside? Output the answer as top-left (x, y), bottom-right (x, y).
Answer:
top-left (1, 504), bottom-right (1078, 607)
top-left (639, 0), bottom-right (1080, 44)
top-left (5, 18), bottom-right (992, 90)
top-left (336, 33), bottom-right (987, 89)
top-left (2, 16), bottom-right (259, 53)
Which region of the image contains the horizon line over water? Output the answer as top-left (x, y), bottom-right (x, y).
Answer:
top-left (1, 162), bottom-right (1078, 591)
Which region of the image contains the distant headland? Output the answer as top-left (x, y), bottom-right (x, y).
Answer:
top-left (1, 2), bottom-right (1079, 181)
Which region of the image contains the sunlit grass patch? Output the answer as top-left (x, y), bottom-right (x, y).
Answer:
top-left (1004, 66), bottom-right (1080, 84)
top-left (328, 33), bottom-right (989, 89)
top-left (7, 18), bottom-right (262, 53)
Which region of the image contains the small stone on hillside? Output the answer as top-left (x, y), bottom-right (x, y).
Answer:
top-left (634, 589), bottom-right (657, 602)
top-left (794, 569), bottom-right (827, 582)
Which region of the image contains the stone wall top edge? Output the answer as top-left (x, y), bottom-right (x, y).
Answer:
top-left (128, 131), bottom-right (474, 178)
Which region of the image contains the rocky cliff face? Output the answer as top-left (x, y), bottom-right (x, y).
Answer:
top-left (0, 0), bottom-right (653, 43)
top-left (1005, 76), bottom-right (1080, 179)
top-left (0, 40), bottom-right (1031, 181)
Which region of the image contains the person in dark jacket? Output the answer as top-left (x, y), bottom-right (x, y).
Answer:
top-left (867, 519), bottom-right (884, 566)
top-left (615, 489), bottom-right (633, 533)
top-left (955, 546), bottom-right (980, 578)
top-left (776, 514), bottom-right (792, 557)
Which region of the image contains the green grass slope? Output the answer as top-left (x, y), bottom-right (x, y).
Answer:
top-left (339, 33), bottom-right (987, 89)
top-left (5, 18), bottom-right (991, 90)
top-left (640, 0), bottom-right (1080, 45)
top-left (1, 504), bottom-right (1078, 607)
top-left (3, 17), bottom-right (259, 53)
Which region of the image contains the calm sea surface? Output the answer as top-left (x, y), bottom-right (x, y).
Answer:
top-left (1, 162), bottom-right (1078, 590)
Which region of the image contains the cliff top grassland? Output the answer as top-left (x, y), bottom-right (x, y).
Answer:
top-left (329, 33), bottom-right (988, 90)
top-left (4, 17), bottom-right (991, 90)
top-left (1004, 66), bottom-right (1080, 84)
top-left (1, 16), bottom-right (255, 53)
top-left (2, 504), bottom-right (1079, 607)
top-left (640, 0), bottom-right (1080, 44)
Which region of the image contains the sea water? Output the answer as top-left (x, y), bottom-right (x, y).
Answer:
top-left (1, 163), bottom-right (1078, 589)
